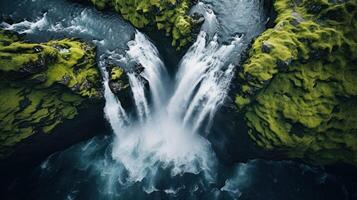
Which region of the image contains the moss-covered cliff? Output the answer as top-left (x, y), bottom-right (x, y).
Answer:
top-left (235, 0), bottom-right (357, 165)
top-left (0, 30), bottom-right (102, 158)
top-left (89, 0), bottom-right (198, 49)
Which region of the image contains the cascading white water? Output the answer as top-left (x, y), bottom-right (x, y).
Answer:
top-left (1, 12), bottom-right (49, 34)
top-left (106, 31), bottom-right (217, 185)
top-left (100, 3), bottom-right (246, 188)
top-left (100, 56), bottom-right (129, 134)
top-left (190, 2), bottom-right (219, 37)
top-left (126, 32), bottom-right (169, 111)
top-left (127, 73), bottom-right (151, 122)
top-left (167, 32), bottom-right (243, 133)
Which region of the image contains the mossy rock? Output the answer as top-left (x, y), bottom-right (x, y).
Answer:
top-left (235, 0), bottom-right (357, 165)
top-left (107, 64), bottom-right (133, 110)
top-left (89, 0), bottom-right (198, 49)
top-left (0, 29), bottom-right (102, 158)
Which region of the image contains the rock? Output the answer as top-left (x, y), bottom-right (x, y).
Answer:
top-left (29, 73), bottom-right (47, 84)
top-left (261, 41), bottom-right (271, 53)
top-left (191, 12), bottom-right (205, 35)
top-left (234, 0), bottom-right (357, 166)
top-left (18, 97), bottom-right (31, 111)
top-left (0, 29), bottom-right (103, 161)
top-left (191, 12), bottom-right (205, 25)
top-left (276, 59), bottom-right (290, 72)
top-left (60, 75), bottom-right (71, 85)
top-left (88, 0), bottom-right (198, 49)
top-left (33, 45), bottom-right (43, 53)
top-left (107, 65), bottom-right (134, 110)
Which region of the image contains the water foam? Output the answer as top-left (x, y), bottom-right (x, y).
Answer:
top-left (100, 5), bottom-right (244, 189)
top-left (168, 32), bottom-right (243, 132)
top-left (1, 12), bottom-right (48, 34)
top-left (104, 32), bottom-right (218, 184)
top-left (126, 32), bottom-right (169, 110)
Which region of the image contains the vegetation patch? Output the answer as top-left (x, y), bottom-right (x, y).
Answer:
top-left (235, 0), bottom-right (357, 165)
top-left (0, 30), bottom-right (102, 158)
top-left (89, 0), bottom-right (200, 49)
top-left (107, 64), bottom-right (133, 109)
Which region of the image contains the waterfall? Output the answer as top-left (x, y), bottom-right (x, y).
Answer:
top-left (102, 4), bottom-right (244, 185)
top-left (127, 73), bottom-right (151, 122)
top-left (105, 32), bottom-right (217, 184)
top-left (126, 31), bottom-right (169, 111)
top-left (167, 32), bottom-right (243, 133)
top-left (100, 56), bottom-right (129, 135)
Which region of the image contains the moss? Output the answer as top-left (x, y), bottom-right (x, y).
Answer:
top-left (107, 65), bottom-right (130, 95)
top-left (110, 66), bottom-right (124, 81)
top-left (235, 0), bottom-right (357, 165)
top-left (89, 0), bottom-right (196, 49)
top-left (107, 65), bottom-right (132, 109)
top-left (235, 95), bottom-right (251, 109)
top-left (0, 29), bottom-right (102, 158)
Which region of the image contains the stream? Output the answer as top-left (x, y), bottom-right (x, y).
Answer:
top-left (0, 0), bottom-right (352, 199)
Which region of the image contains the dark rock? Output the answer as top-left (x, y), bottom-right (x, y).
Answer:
top-left (18, 97), bottom-right (31, 111)
top-left (264, 0), bottom-right (277, 28)
top-left (191, 12), bottom-right (205, 25)
top-left (107, 65), bottom-right (135, 112)
top-left (276, 59), bottom-right (290, 72)
top-left (0, 14), bottom-right (14, 24)
top-left (60, 75), bottom-right (71, 85)
top-left (29, 73), bottom-right (47, 84)
top-left (127, 63), bottom-right (145, 74)
top-left (33, 45), bottom-right (43, 53)
top-left (190, 12), bottom-right (205, 37)
top-left (71, 83), bottom-right (81, 92)
top-left (81, 79), bottom-right (92, 90)
top-left (261, 42), bottom-right (271, 53)
top-left (291, 12), bottom-right (304, 26)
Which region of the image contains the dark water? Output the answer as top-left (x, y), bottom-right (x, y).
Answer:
top-left (0, 0), bottom-right (356, 199)
top-left (25, 135), bottom-right (349, 200)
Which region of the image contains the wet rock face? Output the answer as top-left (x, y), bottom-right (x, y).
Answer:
top-left (107, 64), bottom-right (134, 110)
top-left (235, 0), bottom-right (357, 165)
top-left (0, 29), bottom-right (103, 159)
top-left (87, 0), bottom-right (197, 49)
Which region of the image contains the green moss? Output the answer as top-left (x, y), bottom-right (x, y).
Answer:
top-left (235, 95), bottom-right (251, 109)
top-left (236, 0), bottom-right (357, 165)
top-left (0, 30), bottom-right (102, 158)
top-left (89, 0), bottom-right (196, 49)
top-left (107, 65), bottom-right (130, 94)
top-left (110, 66), bottom-right (124, 81)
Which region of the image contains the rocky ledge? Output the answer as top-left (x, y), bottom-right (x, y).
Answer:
top-left (107, 64), bottom-right (134, 109)
top-left (0, 29), bottom-right (105, 164)
top-left (88, 0), bottom-right (202, 49)
top-left (235, 0), bottom-right (357, 165)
